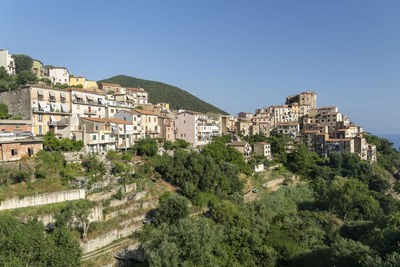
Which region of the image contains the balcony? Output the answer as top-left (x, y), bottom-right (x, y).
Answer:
top-left (32, 107), bottom-right (71, 115)
top-left (48, 118), bottom-right (70, 126)
top-left (84, 109), bottom-right (97, 115)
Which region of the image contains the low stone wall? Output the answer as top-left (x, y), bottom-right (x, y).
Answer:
top-left (105, 200), bottom-right (158, 221)
top-left (0, 189), bottom-right (86, 211)
top-left (81, 222), bottom-right (142, 253)
top-left (87, 184), bottom-right (137, 202)
top-left (18, 205), bottom-right (103, 227)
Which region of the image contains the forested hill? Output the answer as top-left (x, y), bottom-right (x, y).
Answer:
top-left (98, 75), bottom-right (228, 114)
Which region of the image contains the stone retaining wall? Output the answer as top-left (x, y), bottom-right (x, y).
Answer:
top-left (0, 189), bottom-right (86, 211)
top-left (81, 221), bottom-right (142, 253)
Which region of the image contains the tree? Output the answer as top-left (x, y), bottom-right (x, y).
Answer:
top-left (16, 69), bottom-right (38, 86)
top-left (56, 200), bottom-right (95, 242)
top-left (12, 54), bottom-right (33, 73)
top-left (39, 77), bottom-right (52, 86)
top-left (43, 131), bottom-right (60, 151)
top-left (0, 103), bottom-right (10, 119)
top-left (134, 138), bottom-right (158, 156)
top-left (153, 193), bottom-right (189, 225)
top-left (47, 227), bottom-right (83, 266)
top-left (173, 139), bottom-right (190, 149)
top-left (141, 218), bottom-right (229, 266)
top-left (312, 177), bottom-right (382, 220)
top-left (0, 215), bottom-right (82, 266)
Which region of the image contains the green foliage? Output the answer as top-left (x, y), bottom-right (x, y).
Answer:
top-left (203, 137), bottom-right (252, 175)
top-left (312, 177), bottom-right (382, 220)
top-left (154, 150), bottom-right (243, 201)
top-left (134, 138), bottom-right (158, 156)
top-left (286, 144), bottom-right (321, 176)
top-left (173, 139), bottom-right (190, 149)
top-left (243, 133), bottom-right (267, 145)
top-left (82, 155), bottom-right (106, 178)
top-left (39, 77), bottom-right (52, 86)
top-left (99, 75), bottom-right (228, 114)
top-left (43, 132), bottom-right (83, 152)
top-left (141, 218), bottom-right (230, 266)
top-left (152, 193), bottom-right (189, 226)
top-left (34, 150), bottom-right (66, 179)
top-left (55, 200), bottom-right (96, 241)
top-left (16, 70), bottom-right (38, 86)
top-left (12, 54), bottom-right (33, 73)
top-left (364, 133), bottom-right (400, 175)
top-left (0, 103), bottom-right (9, 119)
top-left (0, 215), bottom-right (82, 266)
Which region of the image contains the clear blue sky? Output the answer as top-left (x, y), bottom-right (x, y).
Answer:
top-left (2, 0), bottom-right (399, 134)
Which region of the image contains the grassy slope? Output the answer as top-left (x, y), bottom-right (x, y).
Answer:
top-left (98, 75), bottom-right (228, 114)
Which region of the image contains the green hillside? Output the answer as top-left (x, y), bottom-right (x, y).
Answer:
top-left (98, 75), bottom-right (228, 114)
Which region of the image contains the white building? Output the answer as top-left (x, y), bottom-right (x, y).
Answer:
top-left (67, 88), bottom-right (106, 133)
top-left (49, 67), bottom-right (69, 85)
top-left (0, 49), bottom-right (16, 75)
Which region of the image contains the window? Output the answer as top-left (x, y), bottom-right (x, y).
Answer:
top-left (111, 109), bottom-right (114, 113)
top-left (38, 114), bottom-right (43, 122)
top-left (11, 149), bottom-right (18, 156)
top-left (102, 135), bottom-right (105, 140)
top-left (93, 135), bottom-right (96, 140)
top-left (154, 118), bottom-right (156, 123)
top-left (39, 125), bottom-right (43, 134)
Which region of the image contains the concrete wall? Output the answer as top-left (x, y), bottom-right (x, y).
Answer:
top-left (0, 189), bottom-right (86, 210)
top-left (0, 88), bottom-right (32, 119)
top-left (19, 205), bottom-right (103, 227)
top-left (87, 184), bottom-right (137, 202)
top-left (81, 221), bottom-right (142, 253)
top-left (105, 200), bottom-right (158, 221)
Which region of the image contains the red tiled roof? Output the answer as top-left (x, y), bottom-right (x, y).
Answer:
top-left (81, 117), bottom-right (109, 123)
top-left (100, 83), bottom-right (121, 87)
top-left (107, 118), bottom-right (130, 125)
top-left (67, 87), bottom-right (105, 96)
top-left (126, 87), bottom-right (145, 92)
top-left (135, 109), bottom-right (157, 116)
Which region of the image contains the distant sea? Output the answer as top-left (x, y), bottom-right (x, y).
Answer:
top-left (379, 134), bottom-right (400, 151)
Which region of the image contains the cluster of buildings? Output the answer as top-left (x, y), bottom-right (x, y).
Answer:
top-left (0, 81), bottom-right (222, 159)
top-left (0, 49), bottom-right (376, 163)
top-left (233, 91), bottom-right (376, 162)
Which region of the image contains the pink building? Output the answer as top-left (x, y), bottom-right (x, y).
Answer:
top-left (175, 110), bottom-right (213, 146)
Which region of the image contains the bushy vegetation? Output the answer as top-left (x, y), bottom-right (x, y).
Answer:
top-left (202, 135), bottom-right (252, 175)
top-left (0, 65), bottom-right (37, 92)
top-left (0, 215), bottom-right (82, 266)
top-left (43, 132), bottom-right (83, 152)
top-left (98, 75), bottom-right (228, 114)
top-left (154, 149), bottom-right (243, 204)
top-left (163, 139), bottom-right (190, 150)
top-left (134, 138), bottom-right (158, 156)
top-left (139, 134), bottom-right (400, 266)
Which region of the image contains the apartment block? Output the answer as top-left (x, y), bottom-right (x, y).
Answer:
top-left (253, 142), bottom-right (272, 159)
top-left (48, 67), bottom-right (69, 85)
top-left (0, 49), bottom-right (15, 75)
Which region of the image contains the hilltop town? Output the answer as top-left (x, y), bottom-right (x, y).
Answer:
top-left (0, 49), bottom-right (376, 163)
top-left (1, 49), bottom-right (398, 267)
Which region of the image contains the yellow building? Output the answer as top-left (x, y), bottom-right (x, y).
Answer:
top-left (69, 77), bottom-right (99, 90)
top-left (86, 80), bottom-right (98, 90)
top-left (69, 76), bottom-right (86, 88)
